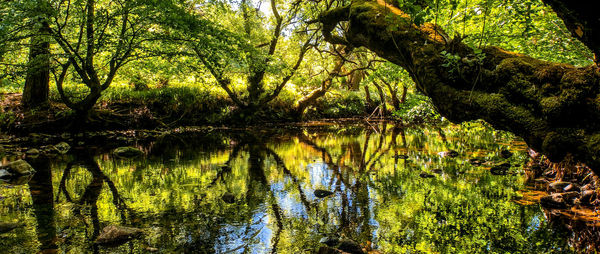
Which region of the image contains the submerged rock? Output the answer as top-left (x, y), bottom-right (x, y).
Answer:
top-left (1, 174), bottom-right (34, 185)
top-left (549, 181), bottom-right (571, 191)
top-left (540, 194), bottom-right (567, 209)
top-left (221, 193), bottom-right (236, 204)
top-left (563, 183), bottom-right (580, 192)
top-left (337, 239), bottom-right (365, 254)
top-left (540, 192), bottom-right (579, 209)
top-left (54, 142), bottom-right (70, 154)
top-left (581, 184), bottom-right (595, 192)
top-left (469, 158), bottom-right (483, 166)
top-left (500, 149), bottom-right (513, 158)
top-left (314, 189), bottom-right (334, 198)
top-left (419, 172), bottom-right (435, 178)
top-left (319, 236), bottom-right (340, 247)
top-left (438, 150), bottom-right (459, 158)
top-left (490, 163), bottom-right (510, 175)
top-left (26, 149), bottom-right (40, 155)
top-left (318, 238), bottom-right (365, 254)
top-left (0, 169), bottom-right (12, 179)
top-left (113, 147), bottom-right (143, 158)
top-left (580, 190), bottom-right (597, 204)
top-left (317, 246), bottom-right (341, 254)
top-left (95, 225), bottom-right (143, 245)
top-left (0, 160), bottom-right (36, 175)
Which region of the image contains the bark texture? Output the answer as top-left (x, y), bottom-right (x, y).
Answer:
top-left (22, 22), bottom-right (51, 109)
top-left (319, 0), bottom-right (600, 173)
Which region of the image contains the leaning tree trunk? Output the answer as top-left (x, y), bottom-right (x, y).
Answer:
top-left (294, 53), bottom-right (347, 119)
top-left (319, 0), bottom-right (600, 174)
top-left (22, 22), bottom-right (51, 109)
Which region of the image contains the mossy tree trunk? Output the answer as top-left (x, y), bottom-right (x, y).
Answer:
top-left (22, 22), bottom-right (51, 109)
top-left (319, 0), bottom-right (600, 173)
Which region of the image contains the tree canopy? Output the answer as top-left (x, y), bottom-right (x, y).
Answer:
top-left (1, 0), bottom-right (599, 170)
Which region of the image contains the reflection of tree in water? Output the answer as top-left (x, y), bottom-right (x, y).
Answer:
top-left (294, 125), bottom-right (397, 249)
top-left (27, 152), bottom-right (126, 253)
top-left (13, 123), bottom-right (597, 253)
top-left (27, 156), bottom-right (58, 253)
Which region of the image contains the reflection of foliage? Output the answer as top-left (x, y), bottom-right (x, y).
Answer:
top-left (0, 122), bottom-right (579, 253)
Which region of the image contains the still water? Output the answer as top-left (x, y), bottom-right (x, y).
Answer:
top-left (0, 122), bottom-right (580, 253)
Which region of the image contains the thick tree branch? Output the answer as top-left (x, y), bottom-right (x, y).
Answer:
top-left (319, 0), bottom-right (600, 173)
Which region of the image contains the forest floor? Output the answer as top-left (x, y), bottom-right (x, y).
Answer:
top-left (0, 92), bottom-right (381, 135)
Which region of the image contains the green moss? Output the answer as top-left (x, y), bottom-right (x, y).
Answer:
top-left (586, 133), bottom-right (600, 161)
top-left (540, 96), bottom-right (561, 114)
top-left (534, 64), bottom-right (566, 83)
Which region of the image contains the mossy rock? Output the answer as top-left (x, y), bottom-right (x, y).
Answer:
top-left (0, 160), bottom-right (36, 175)
top-left (54, 142), bottom-right (71, 154)
top-left (95, 225), bottom-right (143, 245)
top-left (113, 147), bottom-right (143, 158)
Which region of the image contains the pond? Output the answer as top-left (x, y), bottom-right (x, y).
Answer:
top-left (0, 121), bottom-right (584, 253)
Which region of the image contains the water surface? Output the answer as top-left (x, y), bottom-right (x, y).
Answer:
top-left (0, 122), bottom-right (577, 253)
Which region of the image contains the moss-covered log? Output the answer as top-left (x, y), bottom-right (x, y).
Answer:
top-left (319, 0), bottom-right (600, 173)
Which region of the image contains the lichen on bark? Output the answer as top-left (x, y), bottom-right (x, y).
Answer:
top-left (319, 0), bottom-right (600, 173)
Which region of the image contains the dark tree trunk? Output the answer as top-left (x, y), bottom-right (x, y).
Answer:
top-left (26, 157), bottom-right (58, 253)
top-left (319, 0), bottom-right (600, 173)
top-left (22, 22), bottom-right (51, 109)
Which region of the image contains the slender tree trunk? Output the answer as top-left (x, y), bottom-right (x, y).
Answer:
top-left (294, 88), bottom-right (328, 119)
top-left (372, 80), bottom-right (387, 115)
top-left (382, 79), bottom-right (401, 110)
top-left (22, 22), bottom-right (51, 109)
top-left (364, 85), bottom-right (373, 110)
top-left (400, 85), bottom-right (407, 104)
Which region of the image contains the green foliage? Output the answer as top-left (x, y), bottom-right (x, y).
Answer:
top-left (0, 0), bottom-right (597, 124)
top-left (440, 48), bottom-right (485, 77)
top-left (440, 50), bottom-right (462, 73)
top-left (0, 111), bottom-right (17, 129)
top-left (311, 92), bottom-right (367, 118)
